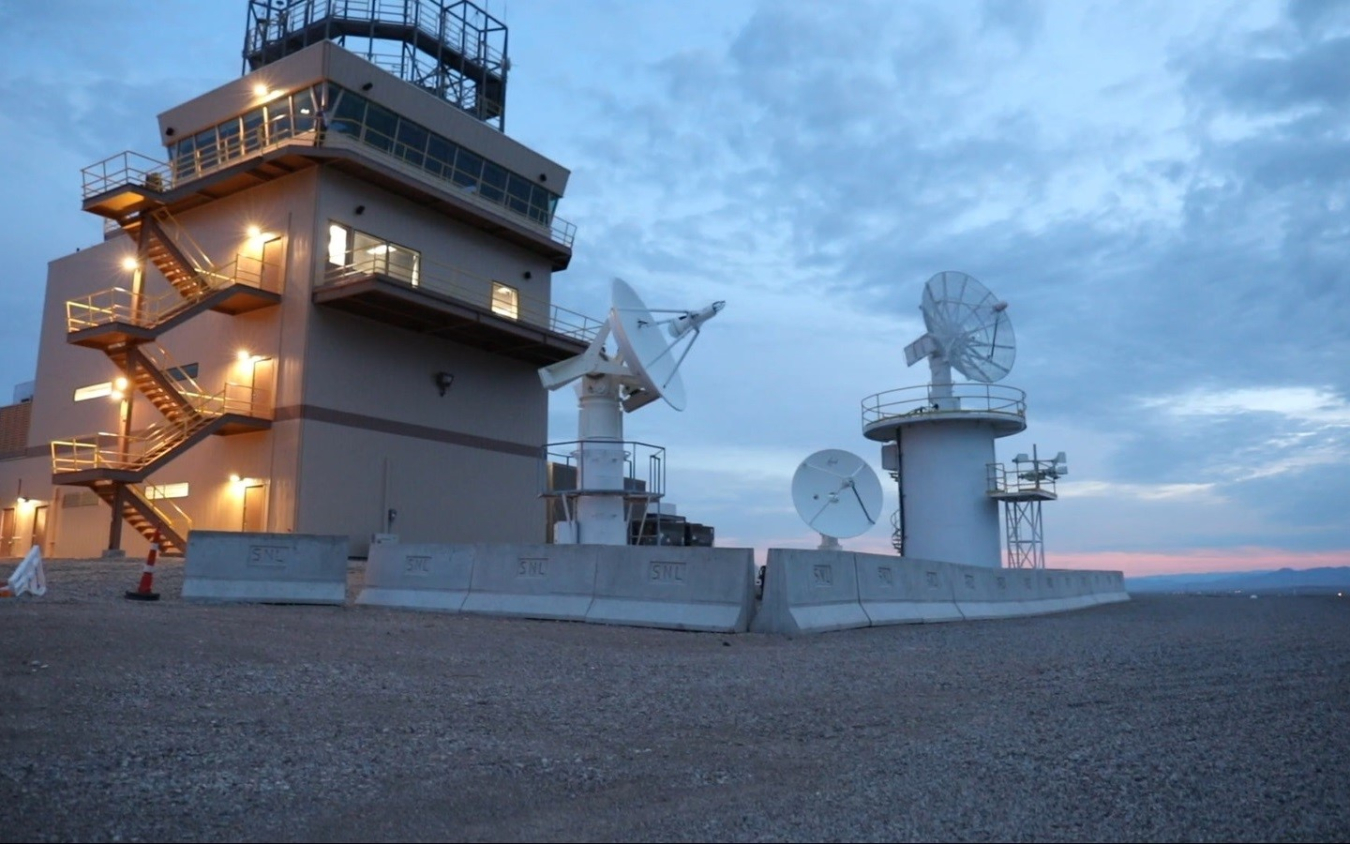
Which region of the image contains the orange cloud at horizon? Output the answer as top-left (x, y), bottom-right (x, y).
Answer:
top-left (1046, 547), bottom-right (1350, 577)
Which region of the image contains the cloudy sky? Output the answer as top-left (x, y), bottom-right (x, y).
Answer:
top-left (1, 0), bottom-right (1347, 576)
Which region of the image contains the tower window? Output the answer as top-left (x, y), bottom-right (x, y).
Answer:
top-left (491, 283), bottom-right (519, 320)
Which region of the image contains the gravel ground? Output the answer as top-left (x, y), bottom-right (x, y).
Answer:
top-left (2, 556), bottom-right (1348, 843)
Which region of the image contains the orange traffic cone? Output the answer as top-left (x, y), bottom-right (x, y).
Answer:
top-left (125, 530), bottom-right (162, 602)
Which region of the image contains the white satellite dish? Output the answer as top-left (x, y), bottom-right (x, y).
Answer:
top-left (540, 278), bottom-right (723, 412)
top-left (792, 449), bottom-right (883, 547)
top-left (903, 271), bottom-right (1015, 395)
top-left (538, 278), bottom-right (724, 545)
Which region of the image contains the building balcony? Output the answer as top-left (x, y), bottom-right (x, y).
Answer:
top-left (314, 242), bottom-right (600, 366)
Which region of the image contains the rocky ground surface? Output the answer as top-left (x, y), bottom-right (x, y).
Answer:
top-left (1, 556), bottom-right (1348, 843)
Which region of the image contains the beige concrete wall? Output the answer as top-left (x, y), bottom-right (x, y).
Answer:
top-left (317, 169), bottom-right (555, 323)
top-left (295, 421), bottom-right (544, 554)
top-left (28, 239), bottom-right (143, 445)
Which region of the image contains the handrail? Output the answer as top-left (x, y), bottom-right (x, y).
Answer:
top-left (138, 342), bottom-right (210, 408)
top-left (320, 238), bottom-right (602, 343)
top-left (319, 130), bottom-right (577, 247)
top-left (540, 440), bottom-right (667, 499)
top-left (66, 253), bottom-right (280, 333)
top-left (132, 483), bottom-right (194, 537)
top-left (82, 85), bottom-right (576, 248)
top-left (50, 381), bottom-right (272, 475)
top-left (151, 208), bottom-right (213, 273)
top-left (81, 151), bottom-right (172, 200)
top-left (986, 462), bottom-right (1059, 497)
top-left (861, 383), bottom-right (1027, 427)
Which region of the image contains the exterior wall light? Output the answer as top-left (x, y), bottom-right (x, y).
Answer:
top-left (121, 257), bottom-right (139, 271)
top-left (434, 371), bottom-right (454, 396)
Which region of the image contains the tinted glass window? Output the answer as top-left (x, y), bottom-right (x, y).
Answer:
top-left (363, 102), bottom-right (397, 151)
top-left (396, 121), bottom-right (428, 167)
top-left (242, 108), bottom-right (265, 153)
top-left (425, 136), bottom-right (453, 178)
top-left (266, 100), bottom-right (291, 143)
top-left (481, 162), bottom-right (507, 202)
top-left (173, 137), bottom-right (196, 180)
top-left (292, 88), bottom-right (316, 132)
top-left (331, 91), bottom-right (366, 136)
top-left (218, 118), bottom-right (242, 162)
top-left (453, 149), bottom-right (483, 188)
top-left (193, 128), bottom-right (219, 171)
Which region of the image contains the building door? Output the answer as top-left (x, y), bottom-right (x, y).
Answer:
top-left (250, 357), bottom-right (276, 410)
top-left (1, 508), bottom-right (14, 557)
top-left (30, 505), bottom-right (48, 554)
top-left (242, 484), bottom-right (267, 533)
top-left (261, 237), bottom-right (285, 291)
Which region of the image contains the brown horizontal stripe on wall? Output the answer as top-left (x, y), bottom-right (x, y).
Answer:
top-left (0, 444), bottom-right (48, 462)
top-left (273, 404), bottom-right (538, 458)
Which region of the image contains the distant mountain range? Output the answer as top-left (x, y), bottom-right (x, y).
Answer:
top-left (1126, 566), bottom-right (1350, 595)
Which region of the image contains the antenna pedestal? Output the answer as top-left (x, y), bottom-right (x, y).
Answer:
top-left (559, 376), bottom-right (630, 546)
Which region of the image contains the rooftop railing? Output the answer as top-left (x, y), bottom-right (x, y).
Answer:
top-left (81, 88), bottom-right (575, 248)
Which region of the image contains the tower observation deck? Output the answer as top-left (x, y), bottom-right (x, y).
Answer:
top-left (244, 0), bottom-right (510, 130)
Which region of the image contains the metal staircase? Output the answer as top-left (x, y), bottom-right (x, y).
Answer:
top-left (52, 204), bottom-right (282, 554)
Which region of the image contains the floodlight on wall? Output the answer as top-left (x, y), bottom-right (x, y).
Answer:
top-left (361, 82), bottom-right (374, 91)
top-left (354, 205), bottom-right (366, 215)
top-left (434, 371), bottom-right (455, 396)
top-left (523, 271), bottom-right (533, 280)
top-left (121, 256), bottom-right (139, 271)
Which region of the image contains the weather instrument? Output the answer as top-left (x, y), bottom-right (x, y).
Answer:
top-left (903, 270), bottom-right (1015, 405)
top-left (538, 278), bottom-right (724, 544)
top-left (791, 449), bottom-right (883, 549)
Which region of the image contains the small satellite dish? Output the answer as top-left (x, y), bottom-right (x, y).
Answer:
top-left (792, 449), bottom-right (883, 544)
top-left (904, 270), bottom-right (1015, 386)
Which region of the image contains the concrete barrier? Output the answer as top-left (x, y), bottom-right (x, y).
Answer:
top-left (952, 564), bottom-right (1029, 620)
top-left (587, 546), bottom-right (757, 632)
top-left (854, 553), bottom-right (963, 625)
top-left (752, 549), bottom-right (868, 635)
top-left (183, 531), bottom-right (348, 604)
top-left (357, 543), bottom-right (474, 612)
top-left (460, 544), bottom-right (597, 621)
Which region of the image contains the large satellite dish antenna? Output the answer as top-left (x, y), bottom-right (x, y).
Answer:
top-left (792, 449), bottom-right (883, 549)
top-left (538, 278), bottom-right (724, 545)
top-left (903, 271), bottom-right (1014, 405)
top-left (540, 278), bottom-right (723, 411)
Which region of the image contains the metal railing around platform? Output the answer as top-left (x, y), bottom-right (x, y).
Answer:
top-left (66, 254), bottom-right (281, 333)
top-left (861, 383), bottom-right (1027, 428)
top-left (321, 242), bottom-right (602, 343)
top-left (51, 381), bottom-right (271, 475)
